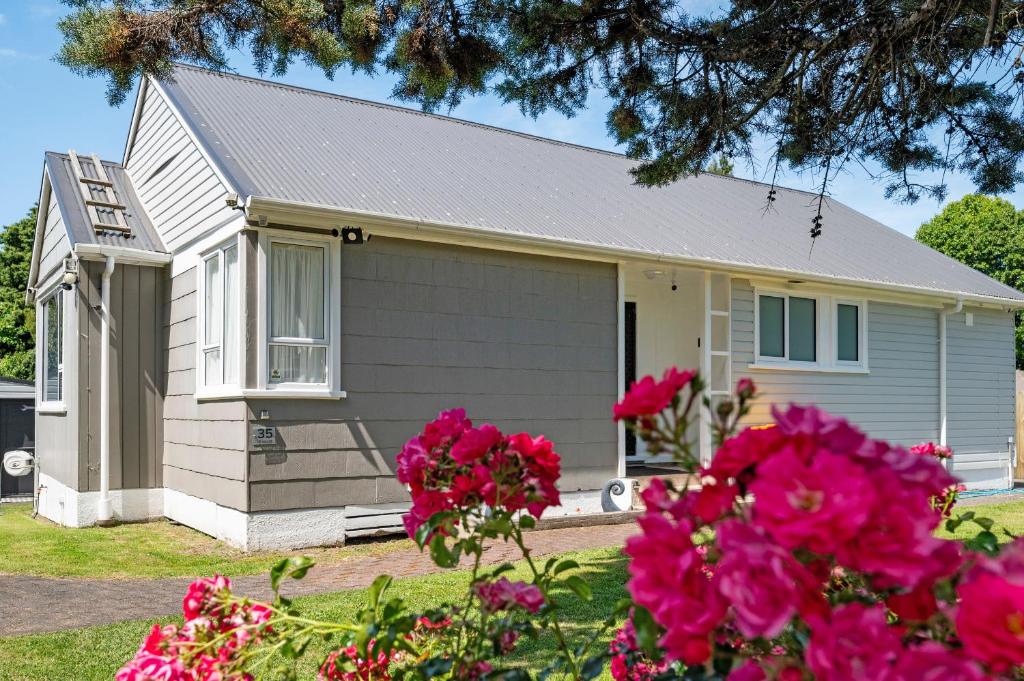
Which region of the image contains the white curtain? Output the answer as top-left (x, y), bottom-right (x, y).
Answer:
top-left (203, 255), bottom-right (222, 385)
top-left (222, 245), bottom-right (239, 384)
top-left (269, 241), bottom-right (327, 384)
top-left (270, 242), bottom-right (324, 339)
top-left (45, 294), bottom-right (61, 401)
top-left (269, 345), bottom-right (327, 384)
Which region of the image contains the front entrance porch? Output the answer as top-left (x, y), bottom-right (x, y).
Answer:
top-left (617, 263), bottom-right (733, 472)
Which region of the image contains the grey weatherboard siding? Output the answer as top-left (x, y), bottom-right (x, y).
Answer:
top-left (163, 266), bottom-right (248, 510)
top-left (732, 280), bottom-right (1016, 450)
top-left (946, 307), bottom-right (1016, 455)
top-left (37, 261), bottom-right (165, 494)
top-left (245, 236), bottom-right (619, 512)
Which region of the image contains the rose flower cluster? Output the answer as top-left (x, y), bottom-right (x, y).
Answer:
top-left (616, 369), bottom-right (1024, 679)
top-left (117, 576), bottom-right (272, 681)
top-left (396, 408), bottom-right (561, 538)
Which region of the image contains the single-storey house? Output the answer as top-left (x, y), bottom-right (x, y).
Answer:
top-left (25, 64), bottom-right (1024, 549)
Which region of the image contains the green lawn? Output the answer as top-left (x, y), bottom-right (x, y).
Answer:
top-left (938, 498), bottom-right (1024, 542)
top-left (0, 503), bottom-right (411, 579)
top-left (0, 499), bottom-right (1020, 680)
top-left (0, 546), bottom-right (628, 681)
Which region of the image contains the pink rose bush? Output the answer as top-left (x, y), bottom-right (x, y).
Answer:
top-left (121, 367), bottom-right (1024, 680)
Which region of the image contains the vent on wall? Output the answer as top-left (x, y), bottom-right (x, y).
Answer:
top-left (67, 150), bottom-right (131, 235)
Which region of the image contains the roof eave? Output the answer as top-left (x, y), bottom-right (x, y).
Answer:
top-left (245, 195), bottom-right (1024, 310)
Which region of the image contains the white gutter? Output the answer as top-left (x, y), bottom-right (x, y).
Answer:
top-left (73, 244), bottom-right (172, 266)
top-left (98, 256), bottom-right (116, 524)
top-left (939, 297), bottom-right (964, 448)
top-left (245, 196), bottom-right (1024, 310)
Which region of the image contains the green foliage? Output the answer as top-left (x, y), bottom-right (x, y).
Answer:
top-left (0, 207), bottom-right (37, 380)
top-left (56, 2), bottom-right (1024, 202)
top-left (704, 155), bottom-right (734, 176)
top-left (915, 194), bottom-right (1024, 367)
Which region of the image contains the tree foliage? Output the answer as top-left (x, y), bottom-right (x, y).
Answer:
top-left (705, 155), bottom-right (734, 176)
top-left (916, 194), bottom-right (1024, 368)
top-left (57, 1), bottom-right (1024, 212)
top-left (0, 208), bottom-right (37, 380)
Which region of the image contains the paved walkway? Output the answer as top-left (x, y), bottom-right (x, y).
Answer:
top-left (0, 524), bottom-right (636, 638)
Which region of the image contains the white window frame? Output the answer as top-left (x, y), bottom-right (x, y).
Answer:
top-left (833, 298), bottom-right (869, 371)
top-left (256, 229), bottom-right (343, 398)
top-left (37, 286), bottom-right (66, 413)
top-left (751, 287), bottom-right (868, 374)
top-left (196, 236), bottom-right (243, 399)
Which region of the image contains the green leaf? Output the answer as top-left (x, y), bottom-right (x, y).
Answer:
top-left (519, 515), bottom-right (536, 529)
top-left (967, 530), bottom-right (1000, 556)
top-left (553, 559), bottom-right (580, 576)
top-left (368, 575), bottom-right (393, 610)
top-left (631, 606), bottom-right (659, 657)
top-left (429, 534), bottom-right (458, 568)
top-left (417, 656), bottom-right (454, 679)
top-left (563, 575), bottom-right (593, 601)
top-left (270, 556), bottom-right (316, 594)
top-left (973, 516), bottom-right (995, 531)
top-left (490, 562), bottom-right (516, 578)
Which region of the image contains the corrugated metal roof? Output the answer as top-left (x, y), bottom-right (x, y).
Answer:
top-left (160, 64), bottom-right (1024, 303)
top-left (45, 152), bottom-right (166, 254)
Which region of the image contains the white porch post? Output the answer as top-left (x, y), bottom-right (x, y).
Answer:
top-left (616, 261), bottom-right (626, 478)
top-left (699, 271), bottom-right (712, 465)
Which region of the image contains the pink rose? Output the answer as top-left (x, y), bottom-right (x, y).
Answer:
top-left (889, 643), bottom-right (986, 681)
top-left (751, 449), bottom-right (875, 554)
top-left (805, 603), bottom-right (901, 681)
top-left (706, 425), bottom-right (787, 485)
top-left (182, 575), bottom-right (232, 622)
top-left (450, 425), bottom-right (503, 465)
top-left (473, 578), bottom-right (545, 614)
top-left (837, 470), bottom-right (962, 589)
top-left (886, 582), bottom-right (939, 622)
top-left (613, 367), bottom-right (695, 421)
top-left (957, 571), bottom-right (1024, 671)
top-left (714, 520), bottom-right (826, 638)
top-left (625, 512), bottom-right (726, 662)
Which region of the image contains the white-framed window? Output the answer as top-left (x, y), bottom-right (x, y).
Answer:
top-left (198, 239), bottom-right (241, 392)
top-left (257, 231), bottom-right (342, 396)
top-left (833, 298), bottom-right (867, 367)
top-left (40, 289), bottom-right (64, 406)
top-left (753, 288), bottom-right (867, 372)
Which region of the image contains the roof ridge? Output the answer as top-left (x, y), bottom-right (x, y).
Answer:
top-left (45, 150), bottom-right (123, 168)
top-left (166, 63), bottom-right (825, 200)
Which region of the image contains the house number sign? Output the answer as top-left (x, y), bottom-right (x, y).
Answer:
top-left (251, 424), bottom-right (277, 447)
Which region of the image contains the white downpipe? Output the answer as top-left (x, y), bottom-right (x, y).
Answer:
top-left (616, 262), bottom-right (626, 478)
top-left (939, 297), bottom-right (964, 448)
top-left (98, 256), bottom-right (116, 523)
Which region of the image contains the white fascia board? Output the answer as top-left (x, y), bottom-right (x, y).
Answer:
top-left (245, 195), bottom-right (1024, 311)
top-left (26, 167), bottom-right (53, 303)
top-left (74, 244), bottom-right (173, 266)
top-left (121, 78), bottom-right (148, 167)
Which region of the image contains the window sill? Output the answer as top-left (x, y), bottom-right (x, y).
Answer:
top-left (196, 388), bottom-right (347, 402)
top-left (36, 403), bottom-right (66, 415)
top-left (747, 363), bottom-right (869, 375)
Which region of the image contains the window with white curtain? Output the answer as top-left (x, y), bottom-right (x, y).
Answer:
top-left (41, 291), bottom-right (63, 403)
top-left (200, 241), bottom-right (240, 388)
top-left (267, 240), bottom-right (328, 385)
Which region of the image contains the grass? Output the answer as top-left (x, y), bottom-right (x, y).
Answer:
top-left (1, 499), bottom-right (1021, 680)
top-left (937, 498), bottom-right (1024, 543)
top-left (0, 503), bottom-right (411, 579)
top-left (0, 546), bottom-right (629, 681)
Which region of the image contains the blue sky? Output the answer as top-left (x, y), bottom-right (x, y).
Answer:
top-left (2, 1), bottom-right (1022, 236)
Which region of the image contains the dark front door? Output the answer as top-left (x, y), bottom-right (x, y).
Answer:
top-left (0, 399), bottom-right (34, 498)
top-left (624, 302), bottom-right (638, 459)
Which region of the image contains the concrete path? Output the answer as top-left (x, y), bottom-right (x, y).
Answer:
top-left (0, 524), bottom-right (636, 637)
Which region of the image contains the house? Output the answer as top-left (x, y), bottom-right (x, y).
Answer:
top-left (25, 64), bottom-right (1024, 549)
